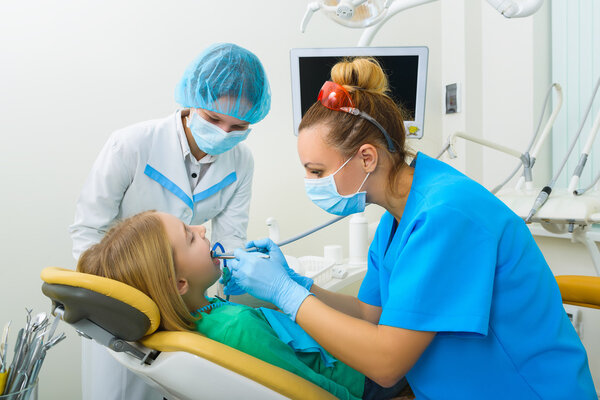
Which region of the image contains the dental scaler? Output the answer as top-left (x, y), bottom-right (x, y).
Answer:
top-left (210, 213), bottom-right (352, 260)
top-left (210, 246), bottom-right (269, 259)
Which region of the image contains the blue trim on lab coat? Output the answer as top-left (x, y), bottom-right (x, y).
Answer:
top-left (144, 165), bottom-right (237, 209)
top-left (144, 165), bottom-right (193, 209)
top-left (193, 172), bottom-right (237, 202)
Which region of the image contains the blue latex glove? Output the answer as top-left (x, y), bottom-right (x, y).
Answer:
top-left (247, 239), bottom-right (314, 290)
top-left (221, 272), bottom-right (246, 296)
top-left (229, 249), bottom-right (312, 320)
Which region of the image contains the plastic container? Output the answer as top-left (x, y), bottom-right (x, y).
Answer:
top-left (298, 256), bottom-right (336, 287)
top-left (348, 212), bottom-right (368, 264)
top-left (323, 244), bottom-right (343, 265)
top-left (0, 379), bottom-right (38, 400)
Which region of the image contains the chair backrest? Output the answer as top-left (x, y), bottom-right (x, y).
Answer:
top-left (41, 267), bottom-right (160, 336)
top-left (555, 275), bottom-right (600, 310)
top-left (41, 267), bottom-right (161, 363)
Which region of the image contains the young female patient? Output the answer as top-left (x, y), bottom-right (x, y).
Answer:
top-left (76, 210), bottom-right (408, 400)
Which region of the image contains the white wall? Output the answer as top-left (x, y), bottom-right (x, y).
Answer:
top-left (0, 1), bottom-right (441, 398)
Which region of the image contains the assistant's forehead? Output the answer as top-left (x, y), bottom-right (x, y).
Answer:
top-left (210, 96), bottom-right (252, 123)
top-left (204, 106), bottom-right (249, 126)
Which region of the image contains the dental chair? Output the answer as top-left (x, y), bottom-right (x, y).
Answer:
top-left (40, 267), bottom-right (337, 400)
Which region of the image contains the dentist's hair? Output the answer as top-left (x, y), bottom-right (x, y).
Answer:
top-left (298, 57), bottom-right (413, 197)
top-left (76, 211), bottom-right (197, 332)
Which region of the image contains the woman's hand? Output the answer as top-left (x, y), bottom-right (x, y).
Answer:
top-left (229, 249), bottom-right (312, 320)
top-left (221, 271), bottom-right (246, 296)
top-left (247, 238), bottom-right (314, 290)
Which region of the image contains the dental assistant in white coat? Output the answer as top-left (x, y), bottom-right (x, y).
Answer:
top-left (69, 42), bottom-right (271, 400)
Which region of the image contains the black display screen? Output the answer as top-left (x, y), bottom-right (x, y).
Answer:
top-left (297, 55), bottom-right (419, 120)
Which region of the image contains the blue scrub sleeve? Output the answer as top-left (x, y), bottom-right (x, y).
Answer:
top-left (380, 206), bottom-right (497, 336)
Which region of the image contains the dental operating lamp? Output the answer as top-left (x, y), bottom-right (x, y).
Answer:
top-left (300, 0), bottom-right (544, 46)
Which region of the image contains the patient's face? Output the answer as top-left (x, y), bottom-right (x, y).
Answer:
top-left (157, 212), bottom-right (222, 293)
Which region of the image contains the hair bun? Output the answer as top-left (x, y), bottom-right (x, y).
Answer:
top-left (330, 57), bottom-right (389, 95)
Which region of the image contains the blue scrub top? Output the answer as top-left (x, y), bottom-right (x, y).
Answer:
top-left (358, 152), bottom-right (596, 399)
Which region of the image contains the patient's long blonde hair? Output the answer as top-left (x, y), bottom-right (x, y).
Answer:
top-left (76, 211), bottom-right (197, 332)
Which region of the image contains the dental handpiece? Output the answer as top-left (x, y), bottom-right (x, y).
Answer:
top-left (211, 214), bottom-right (351, 259)
top-left (525, 186), bottom-right (552, 222)
top-left (211, 246), bottom-right (270, 259)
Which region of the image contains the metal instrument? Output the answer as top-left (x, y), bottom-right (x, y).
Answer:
top-left (1, 309), bottom-right (65, 398)
top-left (211, 246), bottom-right (268, 259)
top-left (0, 321), bottom-right (10, 373)
top-left (210, 214), bottom-right (349, 259)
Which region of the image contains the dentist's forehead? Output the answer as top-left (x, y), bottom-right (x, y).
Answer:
top-left (298, 124), bottom-right (344, 166)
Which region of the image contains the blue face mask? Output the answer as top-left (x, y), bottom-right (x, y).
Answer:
top-left (186, 112), bottom-right (251, 155)
top-left (304, 156), bottom-right (370, 216)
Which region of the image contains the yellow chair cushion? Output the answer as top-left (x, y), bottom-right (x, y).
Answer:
top-left (555, 275), bottom-right (600, 310)
top-left (141, 331), bottom-right (337, 400)
top-left (41, 267), bottom-right (337, 399)
top-left (41, 267), bottom-right (160, 335)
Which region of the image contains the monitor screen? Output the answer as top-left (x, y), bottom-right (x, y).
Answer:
top-left (290, 47), bottom-right (428, 138)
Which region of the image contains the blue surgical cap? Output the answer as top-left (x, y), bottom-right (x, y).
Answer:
top-left (175, 43), bottom-right (271, 124)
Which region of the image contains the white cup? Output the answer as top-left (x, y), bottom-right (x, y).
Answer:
top-left (323, 245), bottom-right (343, 265)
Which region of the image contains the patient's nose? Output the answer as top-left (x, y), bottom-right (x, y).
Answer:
top-left (191, 225), bottom-right (206, 238)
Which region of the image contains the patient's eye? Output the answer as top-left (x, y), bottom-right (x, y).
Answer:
top-left (185, 226), bottom-right (194, 244)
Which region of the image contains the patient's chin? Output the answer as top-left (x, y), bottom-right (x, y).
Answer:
top-left (210, 270), bottom-right (221, 285)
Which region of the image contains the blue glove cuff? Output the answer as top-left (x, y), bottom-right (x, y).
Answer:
top-left (222, 277), bottom-right (246, 296)
top-left (279, 284), bottom-right (313, 321)
top-left (295, 276), bottom-right (314, 291)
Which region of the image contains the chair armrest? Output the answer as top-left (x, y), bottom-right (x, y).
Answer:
top-left (556, 275), bottom-right (600, 309)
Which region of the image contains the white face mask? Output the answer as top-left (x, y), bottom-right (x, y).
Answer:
top-left (186, 112), bottom-right (251, 155)
top-left (303, 156), bottom-right (370, 216)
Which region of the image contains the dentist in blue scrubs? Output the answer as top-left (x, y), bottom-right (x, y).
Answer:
top-left (70, 42), bottom-right (271, 400)
top-left (227, 57), bottom-right (597, 399)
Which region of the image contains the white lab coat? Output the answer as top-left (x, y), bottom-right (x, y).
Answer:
top-left (70, 110), bottom-right (253, 400)
top-left (70, 110), bottom-right (252, 257)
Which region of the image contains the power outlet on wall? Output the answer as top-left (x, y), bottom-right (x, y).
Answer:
top-left (563, 304), bottom-right (583, 338)
top-left (445, 82), bottom-right (461, 114)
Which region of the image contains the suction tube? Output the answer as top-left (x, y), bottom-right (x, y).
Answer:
top-left (211, 214), bottom-right (350, 258)
top-left (494, 83), bottom-right (562, 193)
top-left (568, 107), bottom-right (600, 194)
top-left (437, 84), bottom-right (562, 195)
top-left (525, 75), bottom-right (600, 222)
